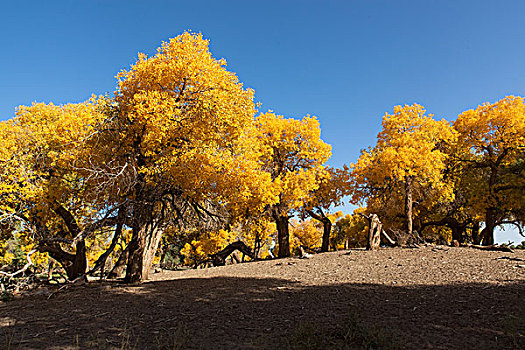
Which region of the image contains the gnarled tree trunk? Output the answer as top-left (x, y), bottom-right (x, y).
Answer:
top-left (366, 214), bottom-right (382, 250)
top-left (480, 208), bottom-right (496, 246)
top-left (39, 204), bottom-right (89, 280)
top-left (125, 201), bottom-right (163, 283)
top-left (39, 240), bottom-right (87, 280)
top-left (274, 213), bottom-right (290, 258)
top-left (306, 209), bottom-right (332, 253)
top-left (108, 246), bottom-right (128, 279)
top-left (210, 241), bottom-right (255, 266)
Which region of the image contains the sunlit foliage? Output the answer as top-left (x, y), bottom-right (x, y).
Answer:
top-left (256, 111), bottom-right (332, 257)
top-left (452, 96), bottom-right (525, 244)
top-left (351, 104), bottom-right (456, 236)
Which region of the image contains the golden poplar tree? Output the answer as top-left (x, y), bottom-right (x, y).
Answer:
top-left (97, 32), bottom-right (270, 282)
top-left (351, 104), bottom-right (456, 236)
top-left (0, 98), bottom-right (112, 279)
top-left (255, 111), bottom-right (331, 257)
top-left (452, 96), bottom-right (525, 245)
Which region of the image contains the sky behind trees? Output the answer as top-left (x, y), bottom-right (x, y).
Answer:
top-left (1, 0), bottom-right (524, 242)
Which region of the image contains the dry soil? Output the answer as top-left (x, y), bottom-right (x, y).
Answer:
top-left (1, 246), bottom-right (524, 349)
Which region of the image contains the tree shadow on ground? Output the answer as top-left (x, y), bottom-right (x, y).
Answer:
top-left (0, 276), bottom-right (523, 349)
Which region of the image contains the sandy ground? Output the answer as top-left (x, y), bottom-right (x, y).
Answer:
top-left (0, 246), bottom-right (524, 349)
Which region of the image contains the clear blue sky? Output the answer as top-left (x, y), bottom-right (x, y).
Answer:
top-left (1, 0), bottom-right (524, 243)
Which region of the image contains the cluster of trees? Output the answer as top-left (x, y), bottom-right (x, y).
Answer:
top-left (351, 99), bottom-right (525, 246)
top-left (1, 32), bottom-right (523, 284)
top-left (0, 33), bottom-right (349, 283)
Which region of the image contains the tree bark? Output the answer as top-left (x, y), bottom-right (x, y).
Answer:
top-left (70, 240), bottom-right (88, 279)
top-left (274, 213), bottom-right (290, 258)
top-left (480, 208), bottom-right (496, 246)
top-left (124, 226), bottom-right (162, 282)
top-left (472, 221), bottom-right (481, 245)
top-left (39, 240), bottom-right (87, 280)
top-left (108, 246), bottom-right (128, 279)
top-left (142, 227), bottom-right (163, 278)
top-left (209, 241), bottom-right (255, 266)
top-left (405, 176), bottom-right (414, 236)
top-left (306, 209), bottom-right (332, 252)
top-left (321, 218), bottom-right (332, 252)
top-left (366, 214), bottom-right (382, 250)
top-left (124, 201), bottom-right (163, 283)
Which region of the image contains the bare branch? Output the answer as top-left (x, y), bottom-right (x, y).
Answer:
top-left (0, 249), bottom-right (38, 279)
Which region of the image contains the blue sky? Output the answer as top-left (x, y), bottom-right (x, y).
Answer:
top-left (1, 0), bottom-right (524, 243)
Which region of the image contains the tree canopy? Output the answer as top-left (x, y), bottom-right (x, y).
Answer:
top-left (1, 32), bottom-right (524, 288)
top-left (351, 104), bottom-right (456, 236)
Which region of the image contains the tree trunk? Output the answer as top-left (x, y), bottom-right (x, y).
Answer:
top-left (210, 241), bottom-right (255, 266)
top-left (450, 223), bottom-right (463, 243)
top-left (143, 227), bottom-right (163, 277)
top-left (47, 260), bottom-right (54, 280)
top-left (253, 231), bottom-right (262, 259)
top-left (69, 240), bottom-right (88, 279)
top-left (274, 214), bottom-right (290, 258)
top-left (381, 229), bottom-right (396, 246)
top-left (472, 221), bottom-right (481, 245)
top-left (48, 204), bottom-right (88, 280)
top-left (88, 216), bottom-right (124, 277)
top-left (108, 247), bottom-right (128, 279)
top-left (125, 202), bottom-right (163, 283)
top-left (40, 240), bottom-right (87, 280)
top-left (366, 214), bottom-right (382, 250)
top-left (125, 226), bottom-right (148, 283)
top-left (125, 226), bottom-right (162, 282)
top-left (306, 209), bottom-right (332, 253)
top-left (321, 218), bottom-right (332, 252)
top-left (480, 208), bottom-right (496, 246)
top-left (405, 177), bottom-right (414, 236)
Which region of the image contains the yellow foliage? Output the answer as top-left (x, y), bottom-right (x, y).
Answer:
top-left (453, 96), bottom-right (525, 216)
top-left (237, 217), bottom-right (275, 259)
top-left (113, 32), bottom-right (270, 206)
top-left (351, 104), bottom-right (456, 229)
top-left (256, 111), bottom-right (332, 212)
top-left (332, 210), bottom-right (368, 248)
top-left (290, 219), bottom-right (322, 251)
top-left (305, 166), bottom-right (352, 214)
top-left (181, 229), bottom-right (237, 266)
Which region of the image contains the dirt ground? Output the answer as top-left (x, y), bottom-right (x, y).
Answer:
top-left (0, 246), bottom-right (524, 349)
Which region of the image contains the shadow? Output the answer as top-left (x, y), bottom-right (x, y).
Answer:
top-left (0, 276), bottom-right (523, 349)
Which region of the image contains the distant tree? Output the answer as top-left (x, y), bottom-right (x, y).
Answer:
top-left (256, 111), bottom-right (331, 257)
top-left (332, 211), bottom-right (368, 249)
top-left (290, 218), bottom-right (323, 252)
top-left (351, 104), bottom-right (456, 236)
